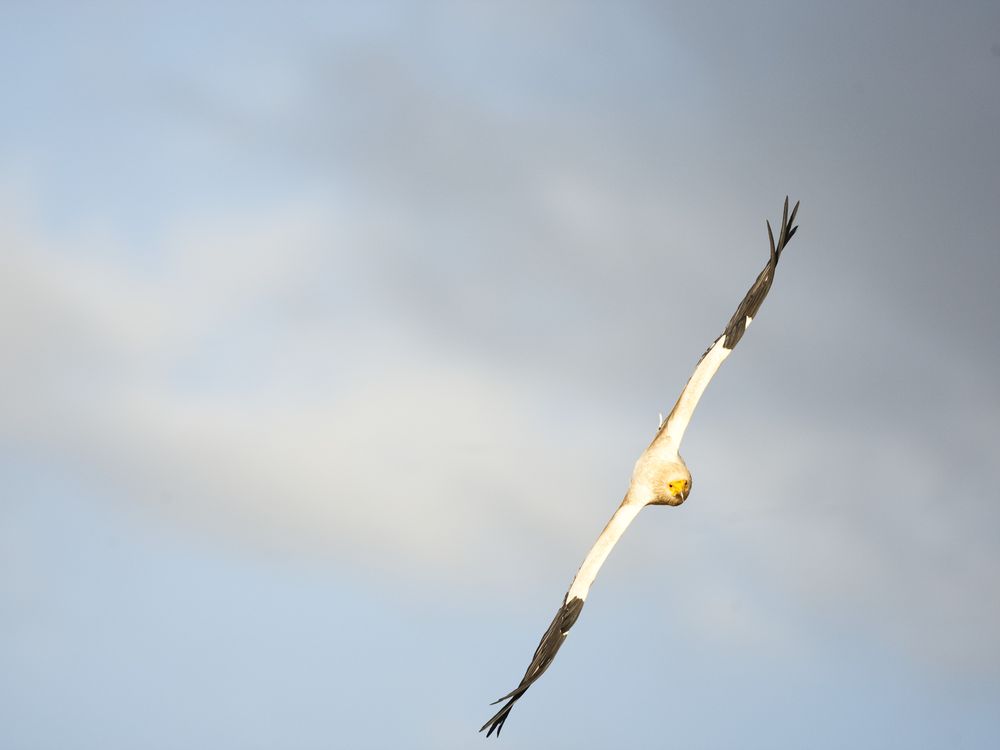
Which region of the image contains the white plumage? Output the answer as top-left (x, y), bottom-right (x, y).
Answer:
top-left (481, 198), bottom-right (800, 737)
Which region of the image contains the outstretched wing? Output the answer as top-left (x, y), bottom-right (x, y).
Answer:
top-left (656, 197), bottom-right (799, 449)
top-left (480, 501), bottom-right (642, 737)
top-left (479, 595), bottom-right (583, 737)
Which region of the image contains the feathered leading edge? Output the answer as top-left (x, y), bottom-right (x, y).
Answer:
top-left (479, 596), bottom-right (584, 737)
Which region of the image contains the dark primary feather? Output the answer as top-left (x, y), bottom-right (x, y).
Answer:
top-left (479, 596), bottom-right (584, 737)
top-left (720, 197), bottom-right (799, 350)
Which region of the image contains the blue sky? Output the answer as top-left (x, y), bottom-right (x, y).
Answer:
top-left (2, 2), bottom-right (1000, 747)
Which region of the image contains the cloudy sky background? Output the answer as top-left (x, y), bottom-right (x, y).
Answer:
top-left (2, 1), bottom-right (999, 747)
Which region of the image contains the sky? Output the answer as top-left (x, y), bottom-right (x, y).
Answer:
top-left (2, 1), bottom-right (999, 747)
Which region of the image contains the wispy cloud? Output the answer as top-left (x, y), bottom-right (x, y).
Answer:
top-left (3, 3), bottom-right (1000, 745)
top-left (4, 180), bottom-right (998, 673)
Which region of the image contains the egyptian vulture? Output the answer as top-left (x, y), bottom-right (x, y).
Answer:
top-left (481, 197), bottom-right (800, 737)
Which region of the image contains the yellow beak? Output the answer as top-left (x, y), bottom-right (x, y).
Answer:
top-left (667, 479), bottom-right (690, 498)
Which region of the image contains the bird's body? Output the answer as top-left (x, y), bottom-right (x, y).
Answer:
top-left (481, 198), bottom-right (800, 737)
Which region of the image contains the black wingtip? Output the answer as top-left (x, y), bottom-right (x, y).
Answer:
top-left (480, 697), bottom-right (515, 737)
top-left (719, 196), bottom-right (801, 349)
top-left (480, 596), bottom-right (585, 738)
top-left (777, 197), bottom-right (790, 251)
top-left (788, 199), bottom-right (800, 228)
top-left (772, 197), bottom-right (800, 263)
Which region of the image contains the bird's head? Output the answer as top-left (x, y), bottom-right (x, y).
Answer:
top-left (641, 460), bottom-right (692, 507)
top-left (662, 472), bottom-right (692, 506)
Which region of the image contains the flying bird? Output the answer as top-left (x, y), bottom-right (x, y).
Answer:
top-left (481, 197), bottom-right (801, 737)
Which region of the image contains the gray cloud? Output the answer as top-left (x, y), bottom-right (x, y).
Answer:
top-left (3, 0), bottom-right (999, 689)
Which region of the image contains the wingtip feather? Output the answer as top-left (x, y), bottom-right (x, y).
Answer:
top-left (777, 198), bottom-right (789, 249)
